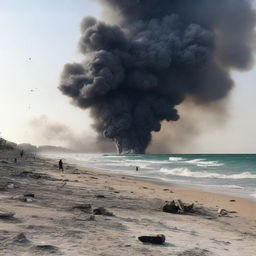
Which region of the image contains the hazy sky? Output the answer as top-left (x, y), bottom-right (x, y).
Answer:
top-left (1, 0), bottom-right (256, 153)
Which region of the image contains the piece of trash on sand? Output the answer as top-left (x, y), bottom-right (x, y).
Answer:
top-left (163, 200), bottom-right (194, 214)
top-left (138, 234), bottom-right (165, 245)
top-left (24, 198), bottom-right (33, 203)
top-left (218, 208), bottom-right (229, 216)
top-left (7, 184), bottom-right (15, 189)
top-left (93, 207), bottom-right (114, 216)
top-left (0, 210), bottom-right (15, 219)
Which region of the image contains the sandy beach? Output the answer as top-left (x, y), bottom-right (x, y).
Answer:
top-left (0, 150), bottom-right (255, 256)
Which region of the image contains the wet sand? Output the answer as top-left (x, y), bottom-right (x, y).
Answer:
top-left (0, 150), bottom-right (255, 256)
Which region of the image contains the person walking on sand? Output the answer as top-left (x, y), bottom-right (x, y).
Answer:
top-left (59, 159), bottom-right (64, 172)
top-left (20, 150), bottom-right (24, 158)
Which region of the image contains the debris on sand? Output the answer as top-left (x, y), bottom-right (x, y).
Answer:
top-left (32, 244), bottom-right (59, 254)
top-left (93, 207), bottom-right (114, 216)
top-left (218, 208), bottom-right (229, 217)
top-left (13, 233), bottom-right (30, 244)
top-left (163, 200), bottom-right (194, 214)
top-left (138, 234), bottom-right (165, 245)
top-left (72, 204), bottom-right (92, 213)
top-left (96, 195), bottom-right (106, 198)
top-left (0, 210), bottom-right (15, 219)
top-left (24, 193), bottom-right (35, 198)
top-left (7, 184), bottom-right (15, 189)
top-left (24, 198), bottom-right (33, 203)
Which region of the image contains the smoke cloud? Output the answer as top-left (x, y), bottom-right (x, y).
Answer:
top-left (59, 0), bottom-right (256, 154)
top-left (29, 116), bottom-right (115, 152)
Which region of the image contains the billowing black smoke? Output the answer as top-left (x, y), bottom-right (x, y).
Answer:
top-left (59, 0), bottom-right (256, 154)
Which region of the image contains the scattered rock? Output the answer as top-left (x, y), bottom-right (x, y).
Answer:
top-left (13, 233), bottom-right (30, 244)
top-left (24, 193), bottom-right (35, 198)
top-left (93, 207), bottom-right (114, 216)
top-left (96, 195), bottom-right (106, 198)
top-left (143, 187), bottom-right (148, 189)
top-left (230, 200), bottom-right (236, 202)
top-left (33, 245), bottom-right (59, 253)
top-left (7, 184), bottom-right (15, 189)
top-left (24, 198), bottom-right (33, 203)
top-left (0, 210), bottom-right (15, 219)
top-left (72, 204), bottom-right (92, 213)
top-left (163, 189), bottom-right (169, 191)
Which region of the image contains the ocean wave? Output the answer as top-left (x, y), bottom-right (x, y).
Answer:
top-left (159, 168), bottom-right (256, 179)
top-left (184, 159), bottom-right (224, 167)
top-left (169, 157), bottom-right (183, 161)
top-left (123, 159), bottom-right (170, 164)
top-left (251, 192), bottom-right (256, 199)
top-left (104, 162), bottom-right (151, 169)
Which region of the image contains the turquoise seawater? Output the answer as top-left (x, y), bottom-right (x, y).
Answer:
top-left (43, 153), bottom-right (256, 200)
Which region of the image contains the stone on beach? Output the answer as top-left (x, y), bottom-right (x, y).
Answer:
top-left (33, 244), bottom-right (59, 253)
top-left (0, 210), bottom-right (15, 218)
top-left (13, 233), bottom-right (30, 244)
top-left (93, 207), bottom-right (114, 216)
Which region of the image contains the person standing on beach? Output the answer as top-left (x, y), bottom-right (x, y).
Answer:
top-left (20, 150), bottom-right (24, 158)
top-left (59, 159), bottom-right (64, 172)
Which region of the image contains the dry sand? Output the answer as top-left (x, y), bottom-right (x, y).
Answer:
top-left (0, 150), bottom-right (255, 256)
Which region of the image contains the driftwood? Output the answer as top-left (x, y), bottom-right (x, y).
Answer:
top-left (163, 200), bottom-right (194, 214)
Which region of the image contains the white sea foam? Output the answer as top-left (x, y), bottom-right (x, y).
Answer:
top-left (251, 192), bottom-right (256, 199)
top-left (169, 157), bottom-right (183, 161)
top-left (159, 168), bottom-right (256, 179)
top-left (184, 159), bottom-right (224, 167)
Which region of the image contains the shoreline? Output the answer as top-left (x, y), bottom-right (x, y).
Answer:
top-left (0, 151), bottom-right (255, 255)
top-left (58, 159), bottom-right (256, 220)
top-left (41, 152), bottom-right (256, 202)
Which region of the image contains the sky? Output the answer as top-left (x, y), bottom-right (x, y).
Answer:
top-left (0, 0), bottom-right (256, 153)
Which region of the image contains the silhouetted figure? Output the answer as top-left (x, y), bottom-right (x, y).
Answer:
top-left (59, 159), bottom-right (64, 172)
top-left (14, 158), bottom-right (17, 163)
top-left (20, 150), bottom-right (24, 158)
top-left (136, 166), bottom-right (139, 171)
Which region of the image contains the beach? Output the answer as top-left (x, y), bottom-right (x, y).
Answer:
top-left (0, 150), bottom-right (255, 256)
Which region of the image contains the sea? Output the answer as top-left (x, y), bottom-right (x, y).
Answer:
top-left (42, 153), bottom-right (256, 201)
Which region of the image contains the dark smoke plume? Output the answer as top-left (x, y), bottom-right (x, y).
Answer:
top-left (59, 0), bottom-right (256, 154)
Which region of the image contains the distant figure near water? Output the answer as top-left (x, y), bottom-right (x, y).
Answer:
top-left (20, 150), bottom-right (24, 158)
top-left (59, 159), bottom-right (64, 172)
top-left (136, 166), bottom-right (139, 171)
